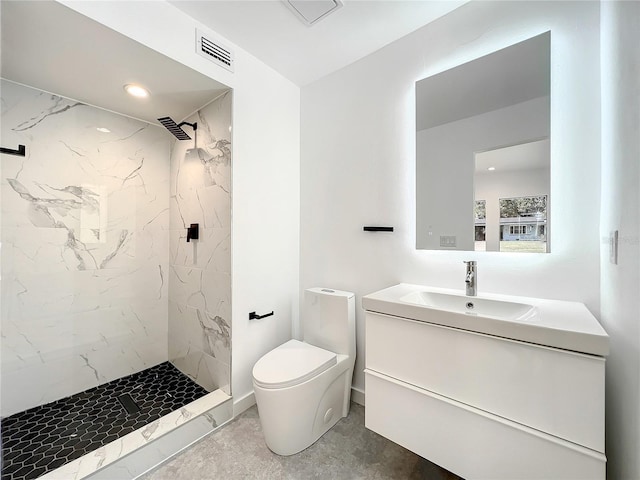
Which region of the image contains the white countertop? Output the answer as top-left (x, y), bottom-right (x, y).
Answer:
top-left (362, 284), bottom-right (610, 356)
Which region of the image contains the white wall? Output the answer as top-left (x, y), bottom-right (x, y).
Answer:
top-left (600, 2), bottom-right (640, 479)
top-left (301, 1), bottom-right (601, 400)
top-left (61, 1), bottom-right (301, 408)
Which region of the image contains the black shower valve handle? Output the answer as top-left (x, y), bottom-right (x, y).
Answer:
top-left (186, 223), bottom-right (199, 242)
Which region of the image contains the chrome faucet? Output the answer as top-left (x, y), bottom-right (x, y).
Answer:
top-left (464, 261), bottom-right (477, 296)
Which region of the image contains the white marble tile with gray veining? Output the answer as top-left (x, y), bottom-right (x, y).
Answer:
top-left (167, 91), bottom-right (231, 398)
top-left (87, 395), bottom-right (233, 480)
top-left (1, 79), bottom-right (171, 416)
top-left (169, 226), bottom-right (230, 271)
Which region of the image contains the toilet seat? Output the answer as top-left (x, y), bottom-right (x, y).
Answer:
top-left (253, 339), bottom-right (337, 389)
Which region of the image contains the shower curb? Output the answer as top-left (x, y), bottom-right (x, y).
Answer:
top-left (40, 390), bottom-right (232, 480)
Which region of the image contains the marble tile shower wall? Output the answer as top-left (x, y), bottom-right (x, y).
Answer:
top-left (168, 92), bottom-right (232, 396)
top-left (0, 80), bottom-right (171, 417)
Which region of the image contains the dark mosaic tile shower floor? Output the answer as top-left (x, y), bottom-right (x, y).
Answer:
top-left (1, 362), bottom-right (208, 480)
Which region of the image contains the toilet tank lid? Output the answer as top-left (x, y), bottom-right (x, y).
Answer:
top-left (252, 339), bottom-right (337, 389)
top-left (306, 287), bottom-right (354, 298)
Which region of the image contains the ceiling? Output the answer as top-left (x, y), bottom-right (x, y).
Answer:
top-left (475, 139), bottom-right (550, 174)
top-left (170, 0), bottom-right (468, 86)
top-left (1, 1), bottom-right (229, 126)
top-left (1, 0), bottom-right (467, 125)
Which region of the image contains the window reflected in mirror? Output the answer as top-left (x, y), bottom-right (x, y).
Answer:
top-left (474, 200), bottom-right (487, 251)
top-left (473, 138), bottom-right (550, 252)
top-left (499, 196), bottom-right (547, 253)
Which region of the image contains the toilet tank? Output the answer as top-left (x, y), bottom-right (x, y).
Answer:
top-left (303, 288), bottom-right (355, 357)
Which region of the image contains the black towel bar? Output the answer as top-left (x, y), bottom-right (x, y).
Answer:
top-left (1, 145), bottom-right (26, 157)
top-left (363, 226), bottom-right (394, 232)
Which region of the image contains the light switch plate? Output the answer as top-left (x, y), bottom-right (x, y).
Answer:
top-left (440, 235), bottom-right (457, 248)
top-left (609, 230), bottom-right (618, 264)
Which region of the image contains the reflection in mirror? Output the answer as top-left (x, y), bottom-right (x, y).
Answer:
top-left (498, 195), bottom-right (547, 252)
top-left (474, 139), bottom-right (550, 252)
top-left (416, 32), bottom-right (550, 253)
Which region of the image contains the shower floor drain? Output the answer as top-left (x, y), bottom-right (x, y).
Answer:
top-left (117, 393), bottom-right (141, 415)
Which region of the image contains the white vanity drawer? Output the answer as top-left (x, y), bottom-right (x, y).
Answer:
top-left (365, 311), bottom-right (605, 452)
top-left (365, 370), bottom-right (606, 480)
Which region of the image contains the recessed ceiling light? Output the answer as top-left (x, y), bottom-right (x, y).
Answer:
top-left (124, 84), bottom-right (149, 98)
top-left (487, 167), bottom-right (496, 171)
top-left (96, 127), bottom-right (111, 133)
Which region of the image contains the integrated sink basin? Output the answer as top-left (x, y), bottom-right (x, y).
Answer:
top-left (363, 284), bottom-right (609, 356)
top-left (399, 290), bottom-right (537, 321)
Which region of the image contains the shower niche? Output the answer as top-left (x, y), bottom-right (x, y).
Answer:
top-left (1, 2), bottom-right (232, 479)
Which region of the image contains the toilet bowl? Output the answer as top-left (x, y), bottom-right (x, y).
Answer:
top-left (252, 288), bottom-right (355, 456)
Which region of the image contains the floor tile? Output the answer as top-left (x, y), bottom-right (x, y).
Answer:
top-left (1, 362), bottom-right (208, 480)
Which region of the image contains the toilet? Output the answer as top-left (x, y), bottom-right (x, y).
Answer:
top-left (252, 288), bottom-right (356, 456)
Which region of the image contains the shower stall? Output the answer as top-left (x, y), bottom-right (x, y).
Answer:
top-left (1, 3), bottom-right (233, 479)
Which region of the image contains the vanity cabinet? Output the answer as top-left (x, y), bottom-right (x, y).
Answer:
top-left (364, 311), bottom-right (607, 480)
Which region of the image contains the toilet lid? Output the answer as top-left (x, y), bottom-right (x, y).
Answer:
top-left (253, 339), bottom-right (337, 389)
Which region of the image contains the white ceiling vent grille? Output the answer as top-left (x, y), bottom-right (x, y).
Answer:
top-left (196, 29), bottom-right (234, 72)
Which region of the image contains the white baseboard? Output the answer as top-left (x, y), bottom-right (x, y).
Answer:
top-left (233, 391), bottom-right (256, 417)
top-left (351, 386), bottom-right (365, 406)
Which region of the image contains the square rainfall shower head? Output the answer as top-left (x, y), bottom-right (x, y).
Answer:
top-left (158, 116), bottom-right (192, 140)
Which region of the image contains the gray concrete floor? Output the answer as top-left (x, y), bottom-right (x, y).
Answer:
top-left (142, 403), bottom-right (462, 479)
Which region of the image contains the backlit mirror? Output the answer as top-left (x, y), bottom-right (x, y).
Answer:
top-left (416, 32), bottom-right (550, 252)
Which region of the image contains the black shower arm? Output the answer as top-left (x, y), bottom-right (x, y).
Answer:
top-left (178, 121), bottom-right (197, 131)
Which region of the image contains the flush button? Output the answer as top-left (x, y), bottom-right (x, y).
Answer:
top-left (324, 408), bottom-right (334, 424)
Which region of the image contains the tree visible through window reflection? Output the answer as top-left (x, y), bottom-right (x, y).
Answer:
top-left (500, 196), bottom-right (547, 218)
